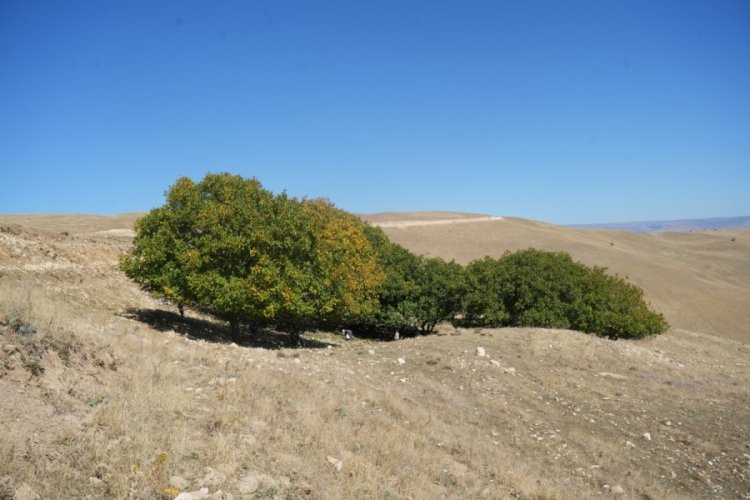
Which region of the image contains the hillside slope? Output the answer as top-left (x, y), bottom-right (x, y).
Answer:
top-left (0, 214), bottom-right (748, 499)
top-left (364, 213), bottom-right (750, 343)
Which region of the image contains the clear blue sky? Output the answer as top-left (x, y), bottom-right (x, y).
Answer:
top-left (2, 0), bottom-right (748, 224)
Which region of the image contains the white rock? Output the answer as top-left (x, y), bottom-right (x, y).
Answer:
top-left (490, 359), bottom-right (501, 367)
top-left (625, 440), bottom-right (636, 448)
top-left (88, 477), bottom-right (103, 486)
top-left (175, 489), bottom-right (209, 500)
top-left (643, 432), bottom-right (652, 441)
top-left (611, 485), bottom-right (625, 495)
top-left (397, 358), bottom-right (406, 365)
top-left (503, 367), bottom-right (516, 374)
top-left (327, 456), bottom-right (343, 472)
top-left (368, 349), bottom-right (375, 355)
top-left (476, 347), bottom-right (486, 357)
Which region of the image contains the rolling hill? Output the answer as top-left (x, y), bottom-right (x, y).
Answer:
top-left (364, 213), bottom-right (750, 343)
top-left (0, 212), bottom-right (748, 499)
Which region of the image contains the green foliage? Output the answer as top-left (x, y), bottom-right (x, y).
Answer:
top-left (362, 226), bottom-right (463, 334)
top-left (299, 199), bottom-right (383, 326)
top-left (411, 257), bottom-right (464, 333)
top-left (121, 173), bottom-right (383, 336)
top-left (460, 257), bottom-right (510, 327)
top-left (362, 225), bottom-right (423, 332)
top-left (458, 249), bottom-right (668, 339)
top-left (121, 173), bottom-right (667, 341)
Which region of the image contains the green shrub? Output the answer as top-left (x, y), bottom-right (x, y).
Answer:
top-left (362, 226), bottom-right (463, 334)
top-left (458, 249), bottom-right (668, 339)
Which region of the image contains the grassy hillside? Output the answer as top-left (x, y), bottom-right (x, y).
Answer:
top-left (364, 214), bottom-right (750, 343)
top-left (0, 213), bottom-right (748, 499)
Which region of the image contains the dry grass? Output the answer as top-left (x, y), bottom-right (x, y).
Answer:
top-left (1, 214), bottom-right (749, 499)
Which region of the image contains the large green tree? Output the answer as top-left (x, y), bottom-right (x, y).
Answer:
top-left (121, 173), bottom-right (383, 337)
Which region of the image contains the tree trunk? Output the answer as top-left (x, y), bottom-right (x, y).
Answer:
top-left (229, 317), bottom-right (242, 342)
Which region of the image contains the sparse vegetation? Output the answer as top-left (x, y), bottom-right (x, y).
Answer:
top-left (0, 213), bottom-right (748, 499)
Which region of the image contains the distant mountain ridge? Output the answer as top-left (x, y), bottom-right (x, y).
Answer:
top-left (570, 215), bottom-right (750, 233)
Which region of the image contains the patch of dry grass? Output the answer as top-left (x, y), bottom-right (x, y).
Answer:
top-left (1, 216), bottom-right (749, 499)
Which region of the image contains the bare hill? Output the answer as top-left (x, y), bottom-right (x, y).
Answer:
top-left (364, 213), bottom-right (750, 343)
top-left (0, 214), bottom-right (748, 499)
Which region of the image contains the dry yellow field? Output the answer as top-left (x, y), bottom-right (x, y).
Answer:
top-left (1, 213), bottom-right (748, 499)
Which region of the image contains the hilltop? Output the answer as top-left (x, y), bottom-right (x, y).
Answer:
top-left (0, 213), bottom-right (748, 499)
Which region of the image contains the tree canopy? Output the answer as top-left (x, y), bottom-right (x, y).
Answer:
top-left (459, 249), bottom-right (668, 339)
top-left (120, 173), bottom-right (383, 336)
top-left (122, 173), bottom-right (668, 341)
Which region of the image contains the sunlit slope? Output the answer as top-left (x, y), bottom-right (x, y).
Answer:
top-left (364, 214), bottom-right (750, 342)
top-left (5, 212), bottom-right (747, 342)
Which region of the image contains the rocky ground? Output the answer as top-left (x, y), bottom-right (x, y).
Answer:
top-left (1, 217), bottom-right (749, 499)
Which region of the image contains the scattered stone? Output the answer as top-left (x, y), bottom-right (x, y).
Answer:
top-left (88, 476), bottom-right (103, 486)
top-left (611, 485), bottom-right (625, 495)
top-left (170, 476), bottom-right (190, 490)
top-left (208, 377), bottom-right (236, 386)
top-left (643, 432), bottom-right (652, 441)
top-left (625, 441), bottom-right (636, 448)
top-left (490, 359), bottom-right (501, 367)
top-left (397, 358), bottom-right (406, 365)
top-left (503, 367), bottom-right (516, 374)
top-left (237, 475), bottom-right (259, 495)
top-left (598, 372), bottom-right (627, 380)
top-left (327, 455), bottom-right (343, 472)
top-left (476, 347), bottom-right (486, 357)
top-left (367, 349), bottom-right (375, 355)
top-left (175, 488), bottom-right (209, 500)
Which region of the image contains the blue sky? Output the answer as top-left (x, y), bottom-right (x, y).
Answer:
top-left (1, 0), bottom-right (748, 224)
